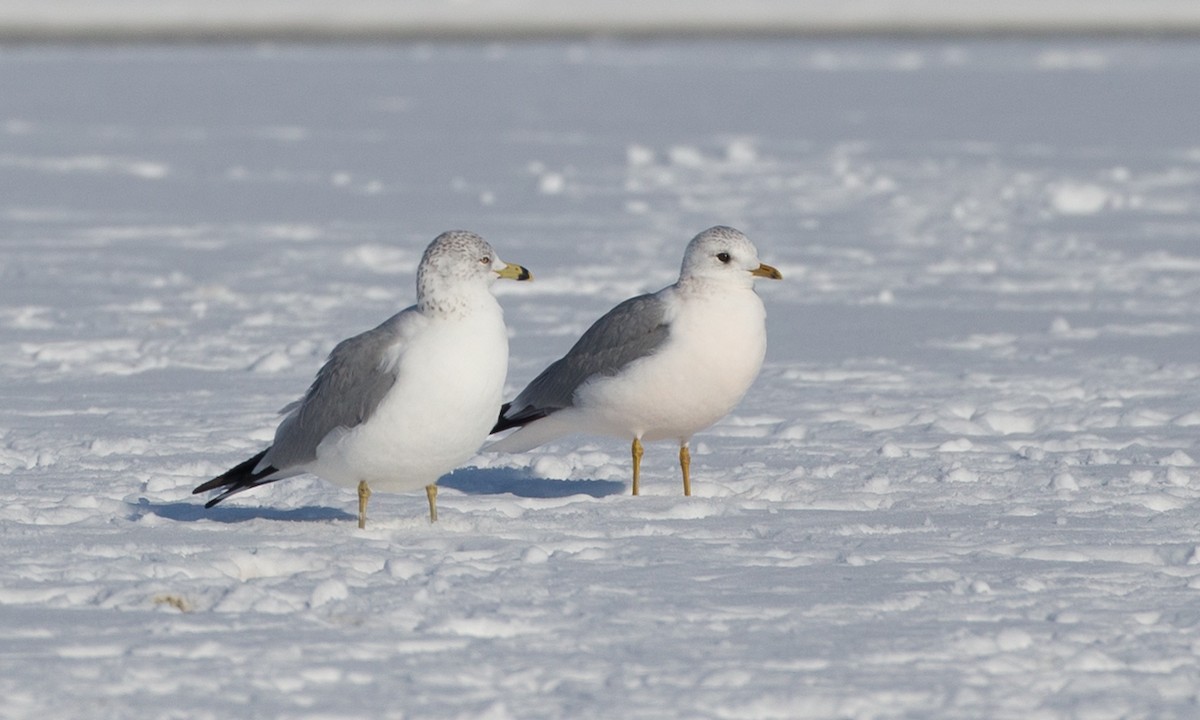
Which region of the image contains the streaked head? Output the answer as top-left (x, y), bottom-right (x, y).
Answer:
top-left (679, 226), bottom-right (782, 285)
top-left (417, 230), bottom-right (531, 310)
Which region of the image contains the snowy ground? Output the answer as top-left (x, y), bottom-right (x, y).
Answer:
top-left (3, 39), bottom-right (1200, 718)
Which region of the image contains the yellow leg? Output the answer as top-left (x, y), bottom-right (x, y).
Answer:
top-left (680, 444), bottom-right (691, 497)
top-left (425, 484), bottom-right (438, 523)
top-left (631, 438), bottom-right (644, 496)
top-left (357, 480), bottom-right (371, 529)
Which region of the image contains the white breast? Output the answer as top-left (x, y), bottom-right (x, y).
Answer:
top-left (576, 286), bottom-right (767, 442)
top-left (310, 303), bottom-right (509, 492)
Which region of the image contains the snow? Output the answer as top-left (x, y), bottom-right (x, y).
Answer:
top-left (3, 38), bottom-right (1200, 718)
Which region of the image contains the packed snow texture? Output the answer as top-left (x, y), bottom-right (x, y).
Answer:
top-left (3, 40), bottom-right (1200, 718)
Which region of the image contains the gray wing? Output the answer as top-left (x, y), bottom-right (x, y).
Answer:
top-left (263, 310), bottom-right (412, 469)
top-left (501, 292), bottom-right (670, 425)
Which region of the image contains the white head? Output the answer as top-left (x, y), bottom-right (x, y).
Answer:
top-left (417, 230), bottom-right (531, 314)
top-left (678, 226), bottom-right (782, 287)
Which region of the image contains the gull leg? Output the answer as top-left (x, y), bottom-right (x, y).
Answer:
top-left (631, 438), bottom-right (644, 496)
top-left (680, 444), bottom-right (692, 497)
top-left (425, 484), bottom-right (438, 523)
top-left (357, 480), bottom-right (372, 529)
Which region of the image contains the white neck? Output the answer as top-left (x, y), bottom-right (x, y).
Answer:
top-left (418, 284), bottom-right (497, 319)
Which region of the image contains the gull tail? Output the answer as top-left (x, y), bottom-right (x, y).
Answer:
top-left (193, 449), bottom-right (281, 508)
top-left (488, 402), bottom-right (578, 453)
top-left (490, 401), bottom-right (548, 435)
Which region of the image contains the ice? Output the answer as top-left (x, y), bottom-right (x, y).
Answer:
top-left (3, 36), bottom-right (1200, 720)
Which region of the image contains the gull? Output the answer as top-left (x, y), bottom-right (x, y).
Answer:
top-left (193, 230), bottom-right (531, 528)
top-left (488, 225), bottom-right (780, 496)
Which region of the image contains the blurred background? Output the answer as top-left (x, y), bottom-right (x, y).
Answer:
top-left (2, 0), bottom-right (1200, 41)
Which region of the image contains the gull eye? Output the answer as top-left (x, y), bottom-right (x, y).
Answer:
top-left (716, 252), bottom-right (732, 264)
top-left (479, 256), bottom-right (491, 265)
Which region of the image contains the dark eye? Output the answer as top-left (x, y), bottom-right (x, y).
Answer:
top-left (479, 256), bottom-right (491, 265)
top-left (716, 252), bottom-right (731, 264)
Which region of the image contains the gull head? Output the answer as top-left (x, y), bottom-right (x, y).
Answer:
top-left (678, 226), bottom-right (782, 286)
top-left (417, 230), bottom-right (531, 312)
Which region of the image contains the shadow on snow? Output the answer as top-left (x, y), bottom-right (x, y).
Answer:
top-left (134, 467), bottom-right (622, 524)
top-left (440, 466), bottom-right (625, 499)
top-left (131, 498), bottom-right (355, 524)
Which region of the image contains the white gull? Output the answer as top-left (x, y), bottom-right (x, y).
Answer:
top-left (489, 225), bottom-right (780, 496)
top-left (194, 230), bottom-right (531, 527)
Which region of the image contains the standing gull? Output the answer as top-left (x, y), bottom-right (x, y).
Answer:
top-left (489, 225), bottom-right (780, 496)
top-left (194, 231), bottom-right (531, 527)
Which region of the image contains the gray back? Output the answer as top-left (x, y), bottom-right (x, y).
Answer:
top-left (510, 293), bottom-right (670, 416)
top-left (267, 312), bottom-right (407, 468)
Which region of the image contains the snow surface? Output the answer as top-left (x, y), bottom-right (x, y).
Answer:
top-left (3, 39), bottom-right (1200, 718)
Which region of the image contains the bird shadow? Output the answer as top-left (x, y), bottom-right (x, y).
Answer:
top-left (131, 468), bottom-right (623, 524)
top-left (440, 467), bottom-right (625, 499)
top-left (129, 497), bottom-right (356, 524)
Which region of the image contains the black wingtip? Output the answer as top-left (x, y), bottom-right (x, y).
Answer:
top-left (194, 448), bottom-right (278, 507)
top-left (490, 402), bottom-right (514, 435)
top-left (491, 402), bottom-right (551, 435)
